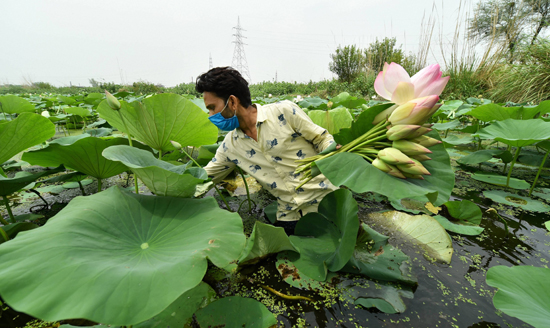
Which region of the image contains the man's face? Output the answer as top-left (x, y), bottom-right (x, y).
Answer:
top-left (204, 92), bottom-right (231, 118)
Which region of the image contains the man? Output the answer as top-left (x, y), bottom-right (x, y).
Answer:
top-left (196, 67), bottom-right (338, 234)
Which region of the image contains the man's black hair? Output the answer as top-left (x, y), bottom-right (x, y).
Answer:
top-left (195, 67), bottom-right (252, 107)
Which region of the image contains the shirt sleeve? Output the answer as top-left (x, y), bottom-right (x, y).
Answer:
top-left (285, 102), bottom-right (335, 152)
top-left (203, 141), bottom-right (236, 184)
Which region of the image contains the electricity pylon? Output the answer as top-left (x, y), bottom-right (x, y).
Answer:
top-left (231, 17), bottom-right (251, 82)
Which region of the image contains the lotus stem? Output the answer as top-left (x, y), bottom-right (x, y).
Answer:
top-left (0, 227), bottom-right (9, 242)
top-left (214, 185), bottom-right (231, 211)
top-left (356, 153), bottom-right (374, 162)
top-left (529, 150), bottom-right (549, 197)
top-left (29, 189), bottom-right (49, 208)
top-left (117, 111), bottom-right (140, 194)
top-left (506, 147), bottom-right (522, 188)
top-left (97, 179), bottom-right (102, 193)
top-left (0, 213), bottom-right (10, 226)
top-left (348, 134), bottom-right (388, 153)
top-left (180, 147), bottom-right (201, 167)
top-left (486, 208), bottom-right (508, 236)
top-left (78, 181), bottom-right (86, 196)
top-left (238, 168), bottom-right (255, 212)
top-left (261, 285), bottom-right (314, 302)
top-left (295, 176), bottom-right (313, 190)
top-left (2, 196), bottom-right (15, 224)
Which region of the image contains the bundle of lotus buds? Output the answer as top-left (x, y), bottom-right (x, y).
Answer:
top-left (294, 62), bottom-right (449, 188)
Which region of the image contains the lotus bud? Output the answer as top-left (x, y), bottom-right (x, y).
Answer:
top-left (388, 96), bottom-right (440, 126)
top-left (372, 158), bottom-right (392, 173)
top-left (378, 148), bottom-right (415, 165)
top-left (105, 91), bottom-right (121, 111)
top-left (396, 159), bottom-right (430, 176)
top-left (388, 169), bottom-right (407, 179)
top-left (409, 135), bottom-right (442, 148)
top-left (372, 104), bottom-right (398, 124)
top-left (411, 154), bottom-right (432, 162)
top-left (401, 172), bottom-right (425, 179)
top-left (392, 140), bottom-right (432, 156)
top-left (405, 126), bottom-right (432, 139)
top-left (386, 124), bottom-right (421, 141)
top-left (422, 123), bottom-right (434, 128)
top-left (170, 140), bottom-right (182, 150)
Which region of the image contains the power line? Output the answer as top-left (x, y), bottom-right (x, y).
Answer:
top-left (231, 17), bottom-right (251, 82)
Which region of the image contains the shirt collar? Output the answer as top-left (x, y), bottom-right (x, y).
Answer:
top-left (235, 104), bottom-right (267, 139)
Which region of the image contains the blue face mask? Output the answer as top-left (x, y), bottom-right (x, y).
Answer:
top-left (208, 98), bottom-right (240, 131)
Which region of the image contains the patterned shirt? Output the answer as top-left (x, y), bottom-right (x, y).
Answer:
top-left (204, 100), bottom-right (339, 221)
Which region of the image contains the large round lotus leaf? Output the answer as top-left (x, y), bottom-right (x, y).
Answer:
top-left (0, 95), bottom-right (36, 114)
top-left (238, 222), bottom-right (298, 266)
top-left (195, 296), bottom-right (277, 328)
top-left (65, 107), bottom-right (91, 117)
top-left (22, 136), bottom-right (142, 180)
top-left (444, 200), bottom-right (482, 225)
top-left (334, 103), bottom-right (394, 145)
top-left (318, 131), bottom-right (454, 206)
top-left (0, 186), bottom-right (246, 325)
top-left (474, 119), bottom-right (550, 147)
top-left (0, 112), bottom-right (56, 165)
top-left (297, 96), bottom-right (328, 110)
top-left (457, 149), bottom-right (512, 165)
top-left (442, 135), bottom-right (474, 146)
top-left (467, 103), bottom-right (520, 121)
top-left (285, 189), bottom-right (359, 281)
top-left (0, 166), bottom-right (63, 196)
top-left (483, 190), bottom-right (550, 212)
top-left (367, 211), bottom-right (453, 263)
top-left (134, 282), bottom-right (216, 328)
top-left (472, 172), bottom-right (530, 190)
top-left (432, 120), bottom-right (461, 131)
top-left (331, 92), bottom-right (367, 109)
top-left (341, 223), bottom-right (417, 285)
top-left (97, 93), bottom-right (218, 152)
top-left (486, 265), bottom-right (550, 328)
top-left (275, 254), bottom-right (338, 289)
top-left (102, 145), bottom-right (208, 198)
top-left (308, 107), bottom-right (353, 135)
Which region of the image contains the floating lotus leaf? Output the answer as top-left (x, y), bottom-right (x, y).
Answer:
top-left (0, 166), bottom-right (63, 196)
top-left (195, 296), bottom-right (277, 328)
top-left (444, 200), bottom-right (482, 225)
top-left (0, 186), bottom-right (246, 325)
top-left (367, 211), bottom-right (453, 263)
top-left (97, 93), bottom-right (218, 152)
top-left (102, 145), bottom-right (208, 198)
top-left (22, 136), bottom-right (140, 180)
top-left (532, 188), bottom-right (550, 201)
top-left (442, 135), bottom-right (474, 146)
top-left (308, 107), bottom-right (353, 135)
top-left (474, 119), bottom-right (550, 147)
top-left (87, 128), bottom-right (112, 137)
top-left (457, 149), bottom-right (513, 165)
top-left (545, 221), bottom-right (550, 231)
top-left (0, 112), bottom-right (56, 165)
top-left (238, 222), bottom-right (298, 266)
top-left (486, 265), bottom-right (550, 328)
top-left (0, 95), bottom-right (36, 114)
top-left (318, 131), bottom-right (454, 206)
top-left (58, 95), bottom-right (77, 106)
top-left (65, 107), bottom-right (91, 117)
top-left (341, 223), bottom-right (417, 285)
top-left (432, 120), bottom-right (461, 131)
top-left (284, 189), bottom-right (359, 281)
top-left (433, 215), bottom-right (484, 236)
top-left (338, 278), bottom-right (414, 314)
top-left (472, 173), bottom-right (530, 190)
top-left (134, 282), bottom-right (216, 328)
top-left (483, 190), bottom-right (550, 212)
top-left (391, 198), bottom-right (434, 215)
top-left (275, 254), bottom-right (338, 289)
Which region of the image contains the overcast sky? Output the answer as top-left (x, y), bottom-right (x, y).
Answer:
top-left (1, 0), bottom-right (476, 87)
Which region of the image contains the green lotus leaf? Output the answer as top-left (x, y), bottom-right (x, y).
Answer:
top-left (65, 107), bottom-right (90, 117)
top-left (22, 136), bottom-right (140, 180)
top-left (318, 131), bottom-right (454, 206)
top-left (62, 179), bottom-right (93, 189)
top-left (532, 188), bottom-right (550, 201)
top-left (0, 222), bottom-right (39, 244)
top-left (189, 98), bottom-right (208, 113)
top-left (338, 278), bottom-right (414, 314)
top-left (367, 211), bottom-right (453, 263)
top-left (195, 296), bottom-right (277, 328)
top-left (442, 135), bottom-right (474, 146)
top-left (0, 112), bottom-right (56, 165)
top-left (432, 120), bottom-right (461, 131)
top-left (285, 189), bottom-right (359, 281)
top-left (457, 149), bottom-right (512, 165)
top-left (308, 107), bottom-right (353, 135)
top-left (341, 223), bottom-right (417, 285)
top-left (275, 254), bottom-right (338, 289)
top-left (486, 265), bottom-right (550, 328)
top-left (87, 128), bottom-right (113, 137)
top-left (196, 143), bottom-right (220, 166)
top-left (433, 215), bottom-right (484, 236)
top-left (331, 92), bottom-right (367, 109)
top-left (297, 96), bottom-right (328, 110)
top-left (134, 282), bottom-right (216, 328)
top-left (264, 202), bottom-right (278, 224)
top-left (444, 200), bottom-right (482, 225)
top-left (334, 103), bottom-right (393, 145)
top-left (545, 221), bottom-right (550, 231)
top-left (238, 222), bottom-right (298, 266)
top-left (102, 145), bottom-right (207, 198)
top-left (483, 190), bottom-right (550, 212)
top-left (0, 186), bottom-right (246, 325)
top-left (472, 172), bottom-right (530, 190)
top-left (0, 95), bottom-right (36, 114)
top-left (97, 93), bottom-right (218, 152)
top-left (12, 213), bottom-right (44, 223)
top-left (0, 166), bottom-right (63, 196)
top-left (390, 198), bottom-right (434, 215)
top-left (58, 95), bottom-right (77, 106)
top-left (474, 119), bottom-right (550, 147)
top-left (468, 103), bottom-right (520, 121)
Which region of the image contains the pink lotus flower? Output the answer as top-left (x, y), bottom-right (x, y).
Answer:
top-left (374, 63), bottom-right (449, 104)
top-left (388, 95), bottom-right (441, 125)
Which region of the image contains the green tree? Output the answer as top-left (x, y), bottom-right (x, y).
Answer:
top-left (364, 37), bottom-right (409, 72)
top-left (525, 0), bottom-right (550, 44)
top-left (329, 45), bottom-right (364, 83)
